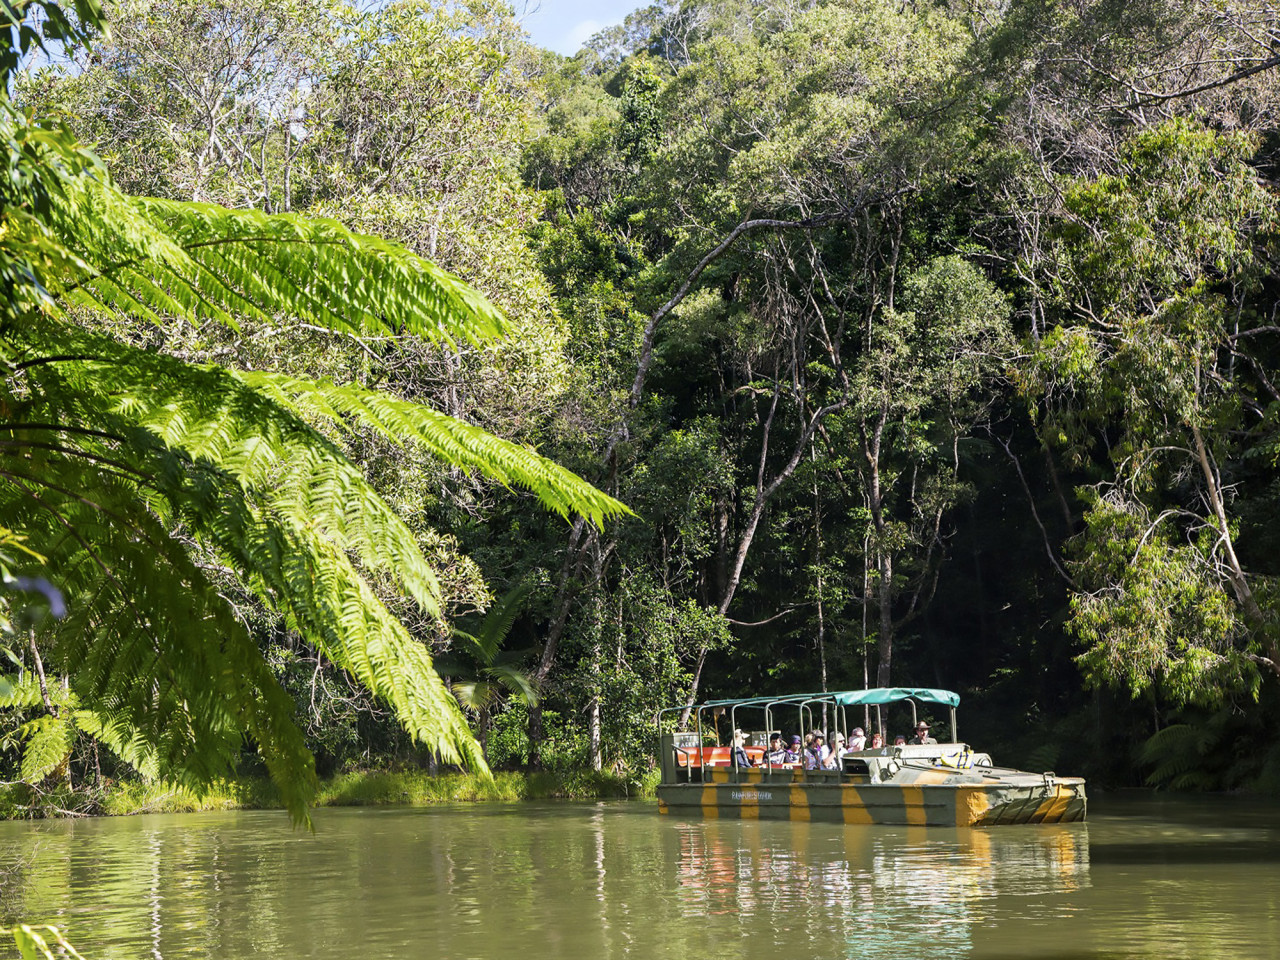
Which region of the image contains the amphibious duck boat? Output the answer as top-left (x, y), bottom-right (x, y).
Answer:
top-left (656, 688), bottom-right (1086, 826)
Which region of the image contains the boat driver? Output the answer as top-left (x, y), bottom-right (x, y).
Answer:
top-left (909, 721), bottom-right (937, 745)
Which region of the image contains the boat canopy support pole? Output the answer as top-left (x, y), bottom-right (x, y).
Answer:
top-left (696, 707), bottom-right (706, 781)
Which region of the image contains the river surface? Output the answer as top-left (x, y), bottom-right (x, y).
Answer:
top-left (1, 793), bottom-right (1278, 959)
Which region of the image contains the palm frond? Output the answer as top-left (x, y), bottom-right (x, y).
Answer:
top-left (450, 680), bottom-right (499, 714)
top-left (483, 663), bottom-right (539, 706)
top-left (472, 580), bottom-right (537, 662)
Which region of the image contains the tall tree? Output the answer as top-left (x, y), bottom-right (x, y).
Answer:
top-left (1025, 120), bottom-right (1280, 701)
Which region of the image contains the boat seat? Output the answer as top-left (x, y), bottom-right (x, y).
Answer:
top-left (673, 745), bottom-right (766, 767)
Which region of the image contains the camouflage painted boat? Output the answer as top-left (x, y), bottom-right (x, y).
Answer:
top-left (656, 688), bottom-right (1086, 827)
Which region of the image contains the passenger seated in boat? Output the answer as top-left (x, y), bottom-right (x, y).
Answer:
top-left (731, 729), bottom-right (756, 768)
top-left (909, 721), bottom-right (937, 745)
top-left (765, 734), bottom-right (788, 765)
top-left (869, 732), bottom-right (884, 751)
top-left (825, 733), bottom-right (845, 769)
top-left (785, 735), bottom-right (803, 763)
top-left (804, 734), bottom-right (826, 770)
top-left (848, 727), bottom-right (866, 752)
top-left (893, 735), bottom-right (907, 746)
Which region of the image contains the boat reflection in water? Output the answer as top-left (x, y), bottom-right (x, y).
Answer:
top-left (18, 799), bottom-right (1280, 960)
top-left (668, 818), bottom-right (1089, 957)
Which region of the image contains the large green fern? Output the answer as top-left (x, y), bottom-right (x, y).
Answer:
top-left (1140, 719), bottom-right (1226, 791)
top-left (0, 0), bottom-right (627, 824)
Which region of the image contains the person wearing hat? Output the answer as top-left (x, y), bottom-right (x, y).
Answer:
top-left (765, 733), bottom-right (788, 765)
top-left (804, 733), bottom-right (826, 770)
top-left (909, 720), bottom-right (937, 745)
top-left (848, 726), bottom-right (867, 752)
top-left (730, 729), bottom-right (757, 768)
top-left (824, 732), bottom-right (846, 769)
top-left (784, 735), bottom-right (803, 763)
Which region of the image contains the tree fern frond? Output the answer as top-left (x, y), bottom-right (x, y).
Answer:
top-left (47, 175), bottom-right (508, 347)
top-left (8, 324), bottom-right (446, 614)
top-left (3, 411), bottom-right (485, 779)
top-left (73, 708), bottom-right (160, 780)
top-left (1168, 770), bottom-right (1216, 791)
top-left (17, 714), bottom-right (74, 782)
top-left (0, 73), bottom-right (629, 815)
top-left (1140, 723), bottom-right (1204, 763)
top-left (0, 673), bottom-right (48, 710)
top-left (1, 458), bottom-right (318, 823)
top-left (1140, 723), bottom-right (1225, 789)
top-left (216, 508), bottom-right (484, 771)
top-left (235, 371), bottom-right (631, 527)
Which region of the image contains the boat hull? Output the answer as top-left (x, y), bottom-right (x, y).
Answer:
top-left (656, 773), bottom-right (1086, 827)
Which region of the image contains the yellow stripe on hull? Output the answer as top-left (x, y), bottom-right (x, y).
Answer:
top-left (837, 786), bottom-right (874, 825)
top-left (789, 784), bottom-right (811, 821)
top-left (902, 785), bottom-right (928, 826)
top-left (700, 785), bottom-right (720, 818)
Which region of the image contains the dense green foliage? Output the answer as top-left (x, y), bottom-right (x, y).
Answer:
top-left (0, 767), bottom-right (649, 819)
top-left (0, 0), bottom-right (624, 823)
top-left (4, 0), bottom-right (1280, 803)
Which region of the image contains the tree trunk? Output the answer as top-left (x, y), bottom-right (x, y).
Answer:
top-left (864, 416), bottom-right (894, 692)
top-left (681, 393), bottom-right (851, 724)
top-left (813, 463), bottom-right (827, 693)
top-left (875, 548), bottom-right (894, 689)
top-left (1190, 421), bottom-right (1280, 674)
top-left (29, 633), bottom-right (58, 718)
top-left (588, 696), bottom-right (602, 771)
top-left (528, 518), bottom-right (589, 767)
top-left (527, 706), bottom-right (545, 768)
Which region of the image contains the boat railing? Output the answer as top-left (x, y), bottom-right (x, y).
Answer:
top-left (656, 689), bottom-right (970, 784)
top-left (672, 743), bottom-right (698, 781)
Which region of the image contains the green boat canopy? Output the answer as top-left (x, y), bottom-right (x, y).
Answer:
top-left (832, 688), bottom-right (960, 708)
top-left (671, 687), bottom-right (961, 712)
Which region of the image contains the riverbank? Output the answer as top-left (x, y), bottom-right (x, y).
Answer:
top-left (0, 768), bottom-right (660, 819)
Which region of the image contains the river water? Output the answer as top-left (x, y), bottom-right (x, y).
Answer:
top-left (1, 793), bottom-right (1277, 960)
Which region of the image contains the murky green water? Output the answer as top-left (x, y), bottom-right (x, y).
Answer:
top-left (1, 794), bottom-right (1278, 959)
